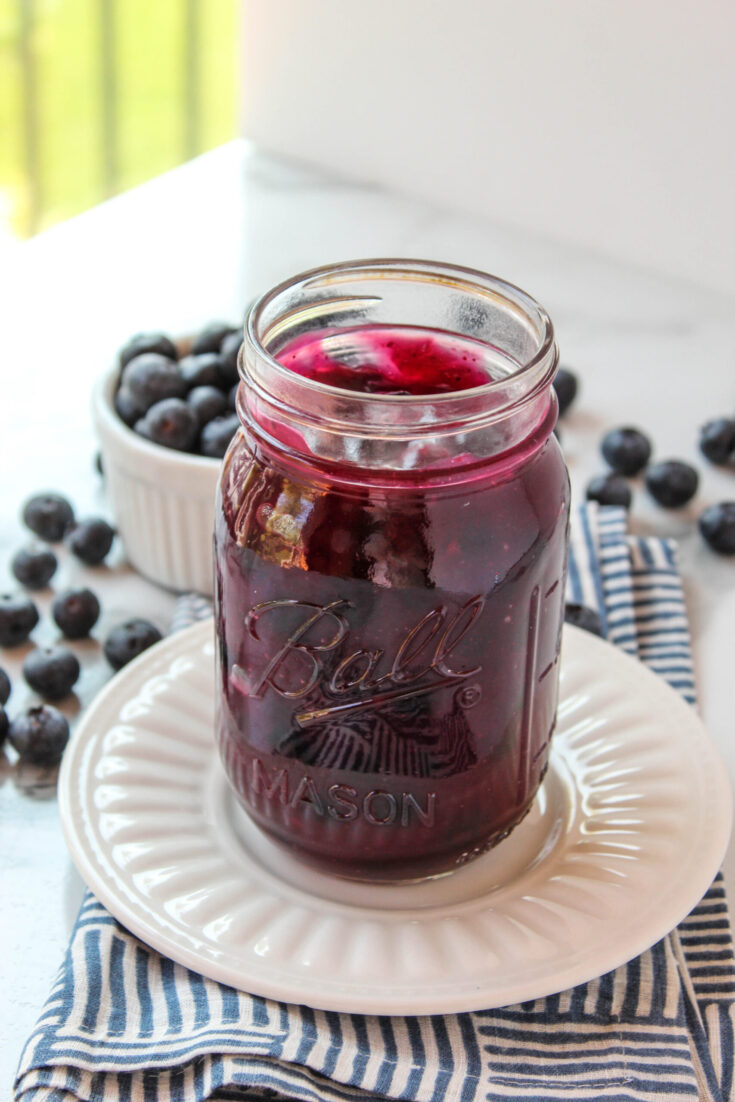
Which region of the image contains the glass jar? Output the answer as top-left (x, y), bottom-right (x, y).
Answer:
top-left (214, 259), bottom-right (570, 882)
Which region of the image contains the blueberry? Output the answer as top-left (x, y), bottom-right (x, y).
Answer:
top-left (564, 603), bottom-right (604, 637)
top-left (52, 588), bottom-right (101, 639)
top-left (218, 332), bottom-right (243, 387)
top-left (8, 705), bottom-right (70, 765)
top-left (23, 646), bottom-right (80, 700)
top-left (119, 331), bottom-right (178, 369)
top-left (11, 545), bottom-right (57, 589)
top-left (645, 460), bottom-right (699, 508)
top-left (139, 397), bottom-right (199, 451)
top-left (66, 517), bottom-right (115, 565)
top-left (0, 705), bottom-right (7, 747)
top-left (699, 418), bottom-right (735, 466)
top-left (228, 383), bottom-right (239, 411)
top-left (104, 619), bottom-right (162, 671)
top-left (179, 353), bottom-right (224, 390)
top-left (22, 492), bottom-right (75, 542)
top-left (114, 386), bottom-right (148, 427)
top-left (699, 502), bottom-right (735, 555)
top-left (585, 474), bottom-right (632, 509)
top-left (191, 322), bottom-right (238, 356)
top-left (553, 367), bottom-right (578, 416)
top-left (200, 413), bottom-right (240, 459)
top-left (121, 353), bottom-right (187, 412)
top-left (0, 666), bottom-right (10, 705)
top-left (187, 385), bottom-right (229, 427)
top-left (0, 593), bottom-right (39, 647)
top-left (601, 427), bottom-right (652, 476)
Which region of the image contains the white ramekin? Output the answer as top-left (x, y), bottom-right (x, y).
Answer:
top-left (92, 367), bottom-right (221, 595)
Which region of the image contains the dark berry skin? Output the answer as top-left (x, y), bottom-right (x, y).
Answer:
top-left (0, 593), bottom-right (40, 647)
top-left (200, 413), bottom-right (240, 459)
top-left (114, 386), bottom-right (148, 427)
top-left (564, 603), bottom-right (604, 637)
top-left (645, 460), bottom-right (699, 508)
top-left (0, 705), bottom-right (7, 746)
top-left (553, 367), bottom-right (578, 416)
top-left (191, 322), bottom-right (238, 356)
top-left (218, 332), bottom-right (242, 387)
top-left (11, 545), bottom-right (58, 589)
top-left (23, 646), bottom-right (80, 700)
top-left (121, 354), bottom-right (187, 413)
top-left (179, 353), bottom-right (224, 390)
top-left (104, 619), bottom-right (162, 671)
top-left (601, 427), bottom-right (652, 476)
top-left (0, 666), bottom-right (10, 705)
top-left (700, 418), bottom-right (735, 466)
top-left (139, 398), bottom-right (199, 452)
top-left (699, 502), bottom-right (735, 555)
top-left (22, 493), bottom-right (75, 542)
top-left (187, 385), bottom-right (229, 427)
top-left (586, 474), bottom-right (632, 509)
top-left (119, 331), bottom-right (178, 369)
top-left (8, 705), bottom-right (70, 765)
top-left (66, 518), bottom-right (115, 565)
top-left (52, 588), bottom-right (101, 639)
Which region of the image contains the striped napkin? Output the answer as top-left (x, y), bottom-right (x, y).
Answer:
top-left (15, 504), bottom-right (735, 1102)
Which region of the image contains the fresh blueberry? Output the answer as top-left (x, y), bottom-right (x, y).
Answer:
top-left (601, 427), bottom-right (652, 476)
top-left (52, 588), bottom-right (101, 639)
top-left (187, 385), bottom-right (229, 427)
top-left (645, 460), bottom-right (699, 508)
top-left (121, 353), bottom-right (187, 412)
top-left (139, 398), bottom-right (199, 451)
top-left (699, 418), bottom-right (735, 466)
top-left (23, 646), bottom-right (80, 700)
top-left (8, 705), bottom-right (70, 765)
top-left (104, 619), bottom-right (162, 671)
top-left (65, 518), bottom-right (115, 565)
top-left (11, 545), bottom-right (58, 589)
top-left (553, 367), bottom-right (578, 417)
top-left (228, 383), bottom-right (239, 411)
top-left (200, 413), bottom-right (240, 459)
top-left (179, 353), bottom-right (224, 390)
top-left (0, 705), bottom-right (7, 747)
top-left (218, 332), bottom-right (242, 387)
top-left (585, 474), bottom-right (632, 509)
top-left (191, 322), bottom-right (238, 356)
top-left (699, 502), bottom-right (735, 555)
top-left (0, 593), bottom-right (40, 647)
top-left (564, 603), bottom-right (604, 637)
top-left (119, 331), bottom-right (178, 369)
top-left (114, 386), bottom-right (148, 427)
top-left (22, 492), bottom-right (75, 542)
top-left (0, 666), bottom-right (10, 705)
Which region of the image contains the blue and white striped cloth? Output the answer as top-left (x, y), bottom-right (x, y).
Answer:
top-left (15, 504), bottom-right (735, 1102)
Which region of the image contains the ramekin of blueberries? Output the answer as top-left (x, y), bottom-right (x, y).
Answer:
top-left (92, 323), bottom-right (244, 595)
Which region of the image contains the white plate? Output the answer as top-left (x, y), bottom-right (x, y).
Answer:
top-left (59, 619), bottom-right (732, 1015)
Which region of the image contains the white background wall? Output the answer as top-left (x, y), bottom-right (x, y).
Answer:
top-left (241, 0), bottom-right (735, 296)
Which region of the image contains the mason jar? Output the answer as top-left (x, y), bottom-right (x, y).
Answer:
top-left (214, 258), bottom-right (570, 882)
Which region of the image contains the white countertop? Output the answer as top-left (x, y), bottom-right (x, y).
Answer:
top-left (1, 139), bottom-right (734, 1088)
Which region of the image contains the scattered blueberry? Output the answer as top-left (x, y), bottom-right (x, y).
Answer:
top-left (191, 322), bottom-right (238, 356)
top-left (218, 332), bottom-right (242, 387)
top-left (0, 705), bottom-right (7, 746)
top-left (104, 619), bottom-right (162, 671)
top-left (65, 518), bottom-right (115, 565)
top-left (8, 705), bottom-right (70, 765)
top-left (200, 413), bottom-right (240, 459)
top-left (601, 427), bottom-right (652, 476)
top-left (11, 545), bottom-right (57, 590)
top-left (699, 418), bottom-right (735, 466)
top-left (564, 603), bottom-right (604, 637)
top-left (121, 353), bottom-right (187, 413)
top-left (187, 385), bottom-right (229, 427)
top-left (0, 666), bottom-right (10, 705)
top-left (228, 383), bottom-right (239, 411)
top-left (23, 646), bottom-right (80, 700)
top-left (118, 331), bottom-right (178, 369)
top-left (52, 588), bottom-right (101, 639)
top-left (585, 473), bottom-right (632, 509)
top-left (179, 353), bottom-right (224, 390)
top-left (699, 502), bottom-right (735, 555)
top-left (137, 398), bottom-right (199, 452)
top-left (553, 367), bottom-right (578, 417)
top-left (22, 492), bottom-right (75, 542)
top-left (114, 386), bottom-right (148, 427)
top-left (0, 593), bottom-right (40, 647)
top-left (645, 460), bottom-right (699, 508)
